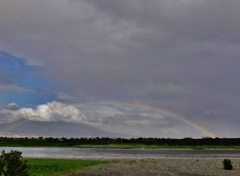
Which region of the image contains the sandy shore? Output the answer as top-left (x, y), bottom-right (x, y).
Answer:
top-left (66, 158), bottom-right (240, 176)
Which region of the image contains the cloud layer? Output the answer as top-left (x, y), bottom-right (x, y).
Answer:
top-left (0, 0), bottom-right (240, 137)
top-left (0, 101), bottom-right (196, 137)
top-left (1, 1), bottom-right (239, 98)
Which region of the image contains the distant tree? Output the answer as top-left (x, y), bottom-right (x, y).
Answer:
top-left (0, 150), bottom-right (30, 176)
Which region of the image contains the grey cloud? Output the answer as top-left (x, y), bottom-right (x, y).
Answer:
top-left (0, 84), bottom-right (37, 92)
top-left (0, 71), bottom-right (14, 84)
top-left (57, 92), bottom-right (84, 103)
top-left (0, 70), bottom-right (39, 93)
top-left (119, 82), bottom-right (193, 101)
top-left (3, 103), bottom-right (19, 111)
top-left (1, 0), bottom-right (239, 86)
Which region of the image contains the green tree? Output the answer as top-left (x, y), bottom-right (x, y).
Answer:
top-left (0, 150), bottom-right (30, 176)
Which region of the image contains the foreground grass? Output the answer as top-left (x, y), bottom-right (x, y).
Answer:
top-left (26, 158), bottom-right (108, 176)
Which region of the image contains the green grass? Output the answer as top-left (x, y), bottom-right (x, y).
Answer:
top-left (25, 158), bottom-right (108, 176)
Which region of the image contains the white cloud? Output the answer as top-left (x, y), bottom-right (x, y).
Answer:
top-left (0, 101), bottom-right (87, 123)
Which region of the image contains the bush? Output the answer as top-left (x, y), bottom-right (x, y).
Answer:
top-left (223, 159), bottom-right (233, 170)
top-left (0, 150), bottom-right (30, 176)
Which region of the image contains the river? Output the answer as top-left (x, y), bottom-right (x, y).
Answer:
top-left (0, 147), bottom-right (239, 158)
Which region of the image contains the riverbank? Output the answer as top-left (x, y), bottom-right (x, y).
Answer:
top-left (66, 158), bottom-right (240, 176)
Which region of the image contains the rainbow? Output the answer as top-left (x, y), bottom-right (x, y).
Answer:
top-left (119, 101), bottom-right (218, 138)
top-left (1, 101), bottom-right (218, 138)
top-left (1, 118), bottom-right (28, 136)
top-left (76, 100), bottom-right (218, 138)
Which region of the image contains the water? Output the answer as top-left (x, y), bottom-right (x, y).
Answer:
top-left (0, 147), bottom-right (239, 158)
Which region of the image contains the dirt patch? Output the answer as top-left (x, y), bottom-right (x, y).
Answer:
top-left (65, 158), bottom-right (240, 176)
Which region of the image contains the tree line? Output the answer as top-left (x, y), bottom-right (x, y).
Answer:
top-left (0, 136), bottom-right (240, 147)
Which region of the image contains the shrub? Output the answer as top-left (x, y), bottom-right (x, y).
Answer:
top-left (0, 150), bottom-right (30, 176)
top-left (223, 159), bottom-right (233, 170)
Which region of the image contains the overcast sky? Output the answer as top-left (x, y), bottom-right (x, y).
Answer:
top-left (0, 0), bottom-right (240, 138)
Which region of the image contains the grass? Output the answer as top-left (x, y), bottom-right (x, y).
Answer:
top-left (25, 158), bottom-right (109, 176)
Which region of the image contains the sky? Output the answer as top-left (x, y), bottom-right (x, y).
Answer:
top-left (0, 0), bottom-right (240, 138)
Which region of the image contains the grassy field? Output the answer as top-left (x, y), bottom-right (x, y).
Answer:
top-left (25, 158), bottom-right (109, 176)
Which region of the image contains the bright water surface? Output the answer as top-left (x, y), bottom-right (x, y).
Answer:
top-left (0, 147), bottom-right (239, 158)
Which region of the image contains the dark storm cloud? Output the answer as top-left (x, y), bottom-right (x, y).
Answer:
top-left (0, 0), bottom-right (240, 137)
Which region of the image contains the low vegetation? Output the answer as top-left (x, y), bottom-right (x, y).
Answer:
top-left (223, 159), bottom-right (233, 170)
top-left (0, 150), bottom-right (30, 176)
top-left (0, 136), bottom-right (240, 149)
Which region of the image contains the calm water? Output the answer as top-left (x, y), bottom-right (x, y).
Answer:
top-left (0, 147), bottom-right (240, 158)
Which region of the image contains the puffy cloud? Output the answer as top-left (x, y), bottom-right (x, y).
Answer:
top-left (0, 107), bottom-right (34, 123)
top-left (0, 101), bottom-right (87, 123)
